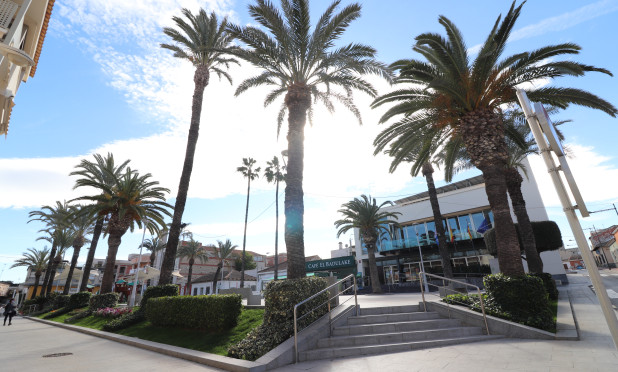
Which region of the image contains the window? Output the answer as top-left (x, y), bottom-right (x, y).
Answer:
top-left (447, 217), bottom-right (461, 241)
top-left (193, 287), bottom-right (198, 296)
top-left (458, 214), bottom-right (474, 240)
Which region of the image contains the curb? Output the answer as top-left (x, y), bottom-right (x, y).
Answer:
top-left (26, 316), bottom-right (266, 372)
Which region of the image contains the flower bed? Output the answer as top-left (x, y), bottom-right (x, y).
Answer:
top-left (93, 307), bottom-right (132, 319)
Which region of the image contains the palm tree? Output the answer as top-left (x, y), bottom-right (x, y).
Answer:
top-left (141, 235), bottom-right (167, 267)
top-left (38, 228), bottom-right (73, 294)
top-left (335, 195), bottom-right (401, 294)
top-left (211, 239), bottom-right (238, 293)
top-left (264, 156), bottom-right (285, 280)
top-left (28, 201), bottom-right (71, 296)
top-left (69, 153), bottom-right (130, 292)
top-left (62, 205), bottom-right (95, 295)
top-left (372, 1), bottom-right (616, 276)
top-left (158, 8), bottom-right (239, 285)
top-left (177, 238), bottom-right (209, 295)
top-left (72, 167), bottom-right (172, 293)
top-left (228, 0), bottom-right (392, 279)
top-left (11, 247), bottom-right (50, 299)
top-left (237, 157), bottom-right (261, 287)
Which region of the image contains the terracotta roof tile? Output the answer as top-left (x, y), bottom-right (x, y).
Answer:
top-left (30, 0), bottom-right (54, 77)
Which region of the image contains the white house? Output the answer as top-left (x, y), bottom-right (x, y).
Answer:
top-left (0, 0), bottom-right (54, 136)
top-left (354, 162), bottom-right (566, 287)
top-left (190, 270), bottom-right (257, 296)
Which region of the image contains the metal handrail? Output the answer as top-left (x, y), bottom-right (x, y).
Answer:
top-left (293, 274), bottom-right (357, 363)
top-left (420, 271), bottom-right (490, 335)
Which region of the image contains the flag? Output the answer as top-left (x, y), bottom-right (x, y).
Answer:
top-left (476, 217), bottom-right (490, 234)
top-left (467, 224), bottom-right (473, 240)
top-left (449, 228), bottom-right (455, 242)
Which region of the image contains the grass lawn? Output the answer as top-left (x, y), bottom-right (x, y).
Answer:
top-left (118, 309), bottom-right (264, 355)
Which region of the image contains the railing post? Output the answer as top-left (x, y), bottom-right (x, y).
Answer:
top-left (354, 279), bottom-right (358, 316)
top-left (294, 305), bottom-right (299, 363)
top-left (420, 273), bottom-right (427, 312)
top-left (328, 301), bottom-right (332, 336)
top-left (477, 287), bottom-right (490, 335)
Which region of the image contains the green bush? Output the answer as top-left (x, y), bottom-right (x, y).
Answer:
top-left (43, 306), bottom-right (73, 319)
top-left (30, 307), bottom-right (52, 316)
top-left (68, 292), bottom-right (92, 309)
top-left (228, 277), bottom-right (328, 361)
top-left (139, 284), bottom-right (178, 310)
top-left (89, 293), bottom-right (120, 310)
top-left (443, 293), bottom-right (477, 307)
top-left (53, 295), bottom-right (71, 309)
top-left (531, 272), bottom-right (559, 301)
top-left (483, 274), bottom-right (554, 331)
top-left (102, 311), bottom-right (144, 331)
top-left (146, 294), bottom-right (242, 330)
top-left (484, 221), bottom-right (563, 256)
top-left (64, 309), bottom-right (92, 324)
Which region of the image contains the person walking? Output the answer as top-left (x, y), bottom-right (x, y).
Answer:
top-left (3, 298), bottom-right (16, 326)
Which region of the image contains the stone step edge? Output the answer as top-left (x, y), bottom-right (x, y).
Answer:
top-left (336, 318), bottom-right (459, 331)
top-left (324, 326), bottom-right (482, 342)
top-left (349, 311), bottom-right (436, 320)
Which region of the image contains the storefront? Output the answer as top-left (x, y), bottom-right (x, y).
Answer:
top-left (305, 256), bottom-right (356, 279)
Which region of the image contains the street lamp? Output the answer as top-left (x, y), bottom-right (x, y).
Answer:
top-left (129, 217), bottom-right (149, 308)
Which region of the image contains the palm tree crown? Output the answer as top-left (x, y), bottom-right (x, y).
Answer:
top-left (11, 247), bottom-right (50, 299)
top-left (141, 235), bottom-right (167, 267)
top-left (211, 239), bottom-right (238, 293)
top-left (237, 157), bottom-right (260, 288)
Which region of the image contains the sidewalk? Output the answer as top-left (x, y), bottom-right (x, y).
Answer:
top-left (271, 274), bottom-right (618, 372)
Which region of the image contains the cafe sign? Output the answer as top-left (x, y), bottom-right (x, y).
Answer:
top-left (305, 256), bottom-right (355, 272)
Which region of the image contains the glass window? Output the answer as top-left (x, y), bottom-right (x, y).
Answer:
top-left (447, 217), bottom-right (462, 241)
top-left (471, 212), bottom-right (486, 237)
top-left (425, 221), bottom-right (437, 245)
top-left (403, 225), bottom-right (419, 247)
top-left (458, 214), bottom-right (474, 240)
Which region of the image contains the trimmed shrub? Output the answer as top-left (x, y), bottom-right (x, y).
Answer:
top-left (53, 295), bottom-right (70, 309)
top-left (484, 221), bottom-right (563, 256)
top-left (483, 274), bottom-right (554, 331)
top-left (90, 293), bottom-right (120, 311)
top-left (68, 292), bottom-right (92, 309)
top-left (228, 277), bottom-right (328, 361)
top-left (42, 306), bottom-right (73, 319)
top-left (139, 284), bottom-right (178, 310)
top-left (64, 309), bottom-right (92, 324)
top-left (531, 272), bottom-right (559, 301)
top-left (443, 293), bottom-right (477, 307)
top-left (102, 311), bottom-right (144, 332)
top-left (146, 294), bottom-right (242, 330)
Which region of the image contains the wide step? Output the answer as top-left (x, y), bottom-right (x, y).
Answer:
top-left (359, 304), bottom-right (421, 315)
top-left (332, 318), bottom-right (462, 336)
top-left (300, 335), bottom-right (503, 361)
top-left (348, 311), bottom-right (440, 325)
top-left (318, 327), bottom-right (483, 348)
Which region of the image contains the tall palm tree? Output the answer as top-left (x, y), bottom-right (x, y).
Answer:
top-left (177, 238), bottom-right (209, 295)
top-left (28, 201), bottom-right (71, 296)
top-left (211, 239), bottom-right (237, 293)
top-left (38, 228), bottom-right (73, 294)
top-left (72, 167), bottom-right (172, 293)
top-left (237, 157), bottom-right (261, 287)
top-left (372, 1), bottom-right (616, 276)
top-left (141, 235), bottom-right (167, 267)
top-left (11, 247), bottom-right (50, 299)
top-left (159, 8), bottom-right (239, 285)
top-left (69, 153), bottom-right (130, 292)
top-left (335, 195), bottom-right (401, 294)
top-left (264, 156), bottom-right (285, 280)
top-left (228, 0), bottom-right (392, 279)
top-left (62, 205), bottom-right (95, 295)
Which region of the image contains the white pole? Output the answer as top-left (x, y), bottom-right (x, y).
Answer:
top-left (516, 88), bottom-right (618, 349)
top-left (414, 226), bottom-right (429, 292)
top-left (129, 218), bottom-right (149, 308)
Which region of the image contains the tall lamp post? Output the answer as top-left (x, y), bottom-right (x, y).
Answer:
top-left (129, 217), bottom-right (149, 308)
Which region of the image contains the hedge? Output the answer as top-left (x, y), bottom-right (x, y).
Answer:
top-left (483, 274), bottom-right (554, 331)
top-left (68, 292), bottom-right (92, 309)
top-left (228, 277), bottom-right (328, 361)
top-left (90, 293), bottom-right (119, 310)
top-left (53, 295), bottom-right (70, 309)
top-left (484, 221), bottom-right (563, 256)
top-left (64, 309), bottom-right (92, 324)
top-left (139, 284), bottom-right (178, 310)
top-left (146, 294), bottom-right (241, 330)
top-left (531, 272), bottom-right (559, 301)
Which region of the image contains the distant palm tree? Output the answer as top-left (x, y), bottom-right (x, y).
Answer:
top-left (335, 195), bottom-right (401, 294)
top-left (211, 239), bottom-right (237, 293)
top-left (63, 205), bottom-right (95, 295)
top-left (141, 235), bottom-right (167, 267)
top-left (177, 238), bottom-right (209, 295)
top-left (28, 201), bottom-right (71, 296)
top-left (237, 157), bottom-right (261, 288)
top-left (228, 0), bottom-right (392, 279)
top-left (264, 156), bottom-right (285, 280)
top-left (38, 228), bottom-right (73, 294)
top-left (11, 247), bottom-right (50, 299)
top-left (159, 8), bottom-right (239, 285)
top-left (72, 167), bottom-right (172, 293)
top-left (69, 153), bottom-right (130, 292)
top-left (372, 1), bottom-right (616, 276)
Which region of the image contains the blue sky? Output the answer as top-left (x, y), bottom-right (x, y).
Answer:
top-left (1, 0), bottom-right (618, 283)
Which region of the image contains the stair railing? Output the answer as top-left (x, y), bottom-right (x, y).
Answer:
top-left (293, 274), bottom-right (358, 363)
top-left (419, 271), bottom-right (490, 335)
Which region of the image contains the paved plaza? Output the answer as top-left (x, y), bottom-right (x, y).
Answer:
top-left (2, 273), bottom-right (618, 371)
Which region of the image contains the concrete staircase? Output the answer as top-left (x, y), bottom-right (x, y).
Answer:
top-left (299, 304), bottom-right (502, 361)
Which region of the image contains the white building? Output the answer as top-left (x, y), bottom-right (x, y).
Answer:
top-left (354, 165), bottom-right (566, 287)
top-left (190, 270), bottom-right (257, 295)
top-left (0, 0), bottom-right (54, 136)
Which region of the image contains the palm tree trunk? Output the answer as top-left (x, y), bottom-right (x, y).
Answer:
top-left (160, 65), bottom-right (210, 285)
top-left (461, 109), bottom-right (525, 277)
top-left (80, 217), bottom-right (104, 292)
top-left (240, 175), bottom-right (251, 288)
top-left (212, 262), bottom-right (222, 293)
top-left (31, 273), bottom-right (41, 299)
top-left (101, 229), bottom-right (126, 293)
top-left (46, 256), bottom-right (62, 295)
top-left (422, 163), bottom-right (454, 279)
top-left (284, 84), bottom-right (311, 279)
top-left (187, 258), bottom-right (194, 295)
top-left (274, 178), bottom-right (279, 281)
top-left (366, 244), bottom-right (382, 294)
top-left (149, 250), bottom-right (156, 267)
top-left (41, 242), bottom-right (57, 296)
top-left (63, 245), bottom-right (82, 295)
top-left (505, 167), bottom-right (543, 273)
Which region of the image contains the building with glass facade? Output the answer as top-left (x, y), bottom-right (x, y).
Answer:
top-left (354, 165), bottom-right (567, 288)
